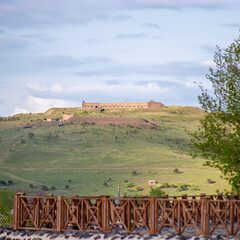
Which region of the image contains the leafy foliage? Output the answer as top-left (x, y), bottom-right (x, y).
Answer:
top-left (191, 34), bottom-right (240, 192)
top-left (0, 190), bottom-right (14, 227)
top-left (148, 187), bottom-right (165, 197)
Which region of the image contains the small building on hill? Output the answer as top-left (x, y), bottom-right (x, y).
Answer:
top-left (47, 117), bottom-right (56, 122)
top-left (82, 100), bottom-right (165, 110)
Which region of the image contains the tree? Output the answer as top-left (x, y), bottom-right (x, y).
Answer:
top-left (191, 34), bottom-right (240, 193)
top-left (148, 187), bottom-right (165, 197)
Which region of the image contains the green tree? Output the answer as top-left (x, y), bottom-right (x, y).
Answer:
top-left (191, 34), bottom-right (240, 193)
top-left (148, 187), bottom-right (165, 197)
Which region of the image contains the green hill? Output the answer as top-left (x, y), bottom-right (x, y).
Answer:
top-left (0, 106), bottom-right (230, 196)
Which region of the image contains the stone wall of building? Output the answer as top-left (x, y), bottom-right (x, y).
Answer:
top-left (82, 100), bottom-right (165, 110)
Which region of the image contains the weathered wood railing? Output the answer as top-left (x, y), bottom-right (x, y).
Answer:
top-left (12, 193), bottom-right (240, 235)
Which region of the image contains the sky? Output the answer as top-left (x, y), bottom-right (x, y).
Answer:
top-left (0, 0), bottom-right (240, 117)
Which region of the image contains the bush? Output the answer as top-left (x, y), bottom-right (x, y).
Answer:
top-left (65, 185), bottom-right (69, 189)
top-left (50, 186), bottom-right (56, 190)
top-left (162, 182), bottom-right (170, 188)
top-left (148, 187), bottom-right (165, 197)
top-left (207, 178), bottom-right (213, 184)
top-left (41, 185), bottom-right (48, 191)
top-left (0, 190), bottom-right (14, 227)
top-left (103, 181), bottom-right (108, 187)
top-left (132, 170), bottom-right (137, 176)
top-left (0, 181), bottom-right (6, 186)
top-left (29, 183), bottom-right (34, 188)
top-left (7, 180), bottom-right (13, 185)
top-left (28, 133), bottom-right (34, 139)
top-left (177, 183), bottom-right (189, 191)
top-left (135, 186), bottom-right (142, 191)
top-left (20, 138), bottom-right (26, 144)
top-left (125, 182), bottom-right (134, 188)
top-left (173, 168), bottom-right (180, 174)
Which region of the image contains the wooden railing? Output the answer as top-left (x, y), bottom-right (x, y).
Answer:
top-left (12, 193), bottom-right (240, 235)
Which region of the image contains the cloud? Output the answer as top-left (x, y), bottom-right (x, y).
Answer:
top-left (0, 0), bottom-right (116, 28)
top-left (202, 60), bottom-right (215, 67)
top-left (36, 55), bottom-right (82, 68)
top-left (36, 55), bottom-right (113, 68)
top-left (75, 61), bottom-right (208, 77)
top-left (221, 23), bottom-right (240, 28)
top-left (115, 33), bottom-right (147, 39)
top-left (201, 45), bottom-right (216, 54)
top-left (0, 37), bottom-right (29, 52)
top-left (143, 23), bottom-right (161, 29)
top-left (112, 15), bottom-right (133, 21)
top-left (120, 0), bottom-right (234, 10)
top-left (87, 38), bottom-right (102, 44)
top-left (20, 33), bottom-right (53, 42)
top-left (13, 107), bottom-right (29, 115)
top-left (0, 0), bottom-right (235, 29)
top-left (27, 82), bottom-right (63, 92)
top-left (105, 80), bottom-right (122, 85)
top-left (26, 95), bottom-right (70, 113)
top-left (27, 82), bottom-right (168, 102)
top-left (23, 81), bottom-right (202, 113)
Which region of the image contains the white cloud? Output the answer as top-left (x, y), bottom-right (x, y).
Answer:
top-left (27, 82), bottom-right (63, 92)
top-left (201, 60), bottom-right (215, 67)
top-left (26, 95), bottom-right (69, 113)
top-left (13, 107), bottom-right (29, 115)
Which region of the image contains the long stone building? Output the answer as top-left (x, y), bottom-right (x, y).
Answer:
top-left (82, 100), bottom-right (165, 110)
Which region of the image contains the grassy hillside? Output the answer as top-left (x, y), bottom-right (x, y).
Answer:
top-left (0, 106), bottom-right (230, 196)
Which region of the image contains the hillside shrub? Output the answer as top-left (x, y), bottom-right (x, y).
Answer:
top-left (20, 138), bottom-right (26, 144)
top-left (41, 185), bottom-right (48, 191)
top-left (103, 181), bottom-right (108, 187)
top-left (65, 185), bottom-right (69, 189)
top-left (135, 186), bottom-right (142, 191)
top-left (28, 133), bottom-right (34, 139)
top-left (132, 170), bottom-right (137, 176)
top-left (177, 183), bottom-right (189, 191)
top-left (207, 178), bottom-right (213, 184)
top-left (0, 181), bottom-right (6, 186)
top-left (125, 182), bottom-right (134, 188)
top-left (162, 182), bottom-right (170, 188)
top-left (173, 168), bottom-right (180, 174)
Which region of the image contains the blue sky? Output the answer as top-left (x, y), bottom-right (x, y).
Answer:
top-left (0, 0), bottom-right (240, 116)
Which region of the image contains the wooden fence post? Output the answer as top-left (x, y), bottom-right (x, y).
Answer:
top-left (12, 194), bottom-right (18, 230)
top-left (201, 198), bottom-right (209, 235)
top-left (57, 196), bottom-right (62, 232)
top-left (101, 196), bottom-right (109, 232)
top-left (149, 197), bottom-right (156, 234)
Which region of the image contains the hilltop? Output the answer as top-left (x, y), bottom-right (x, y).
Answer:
top-left (0, 106), bottom-right (230, 196)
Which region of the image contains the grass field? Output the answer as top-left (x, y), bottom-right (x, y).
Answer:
top-left (0, 106), bottom-right (230, 196)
